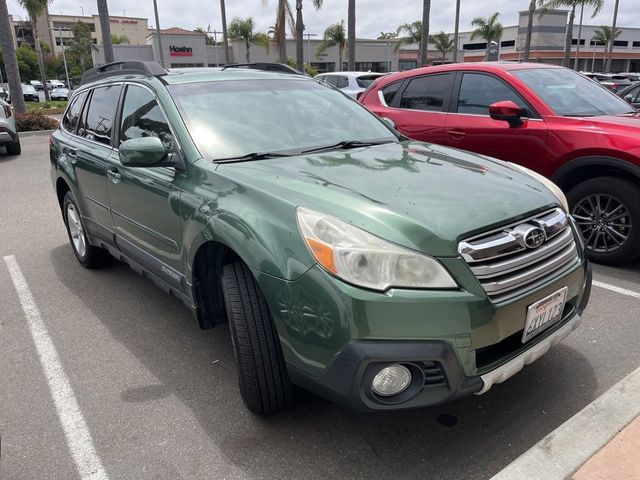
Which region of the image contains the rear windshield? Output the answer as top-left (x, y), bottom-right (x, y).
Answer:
top-left (513, 68), bottom-right (635, 117)
top-left (356, 75), bottom-right (384, 88)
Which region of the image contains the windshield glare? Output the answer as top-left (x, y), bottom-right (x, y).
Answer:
top-left (168, 79), bottom-right (397, 160)
top-left (513, 68), bottom-right (634, 117)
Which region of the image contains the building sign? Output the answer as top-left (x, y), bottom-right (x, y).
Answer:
top-left (110, 19), bottom-right (138, 24)
top-left (169, 45), bottom-right (193, 57)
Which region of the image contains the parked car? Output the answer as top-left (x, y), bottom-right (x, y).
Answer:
top-left (621, 73), bottom-right (640, 82)
top-left (315, 72), bottom-right (388, 98)
top-left (360, 63), bottom-right (640, 265)
top-left (618, 82), bottom-right (640, 109)
top-left (0, 99), bottom-right (21, 155)
top-left (0, 86), bottom-right (9, 102)
top-left (581, 72), bottom-right (632, 92)
top-left (50, 61), bottom-right (590, 413)
top-left (21, 84), bottom-right (39, 102)
top-left (29, 80), bottom-right (44, 91)
top-left (47, 79), bottom-right (66, 90)
top-left (50, 87), bottom-right (70, 101)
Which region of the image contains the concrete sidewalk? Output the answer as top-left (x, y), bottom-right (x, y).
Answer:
top-left (572, 415), bottom-right (640, 480)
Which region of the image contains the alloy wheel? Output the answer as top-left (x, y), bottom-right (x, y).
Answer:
top-left (66, 203), bottom-right (87, 258)
top-left (571, 194), bottom-right (632, 253)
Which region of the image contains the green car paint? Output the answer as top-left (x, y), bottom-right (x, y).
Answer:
top-left (51, 67), bottom-right (590, 411)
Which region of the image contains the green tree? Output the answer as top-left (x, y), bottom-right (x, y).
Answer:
top-left (110, 34), bottom-right (130, 45)
top-left (593, 25), bottom-right (622, 48)
top-left (194, 28), bottom-right (214, 45)
top-left (262, 0), bottom-right (294, 63)
top-left (228, 17), bottom-right (270, 62)
top-left (522, 0), bottom-right (537, 62)
top-left (317, 21), bottom-right (347, 71)
top-left (295, 0), bottom-right (323, 72)
top-left (419, 0), bottom-right (431, 66)
top-left (395, 21), bottom-right (422, 51)
top-left (16, 44), bottom-right (40, 81)
top-left (539, 0), bottom-right (603, 67)
top-left (0, 0), bottom-right (26, 112)
top-left (377, 32), bottom-right (397, 40)
top-left (430, 31), bottom-right (454, 64)
top-left (471, 12), bottom-right (503, 59)
top-left (605, 0), bottom-right (619, 71)
top-left (65, 21), bottom-right (93, 75)
top-left (17, 0), bottom-right (51, 100)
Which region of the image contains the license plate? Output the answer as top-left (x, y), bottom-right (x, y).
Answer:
top-left (522, 287), bottom-right (568, 343)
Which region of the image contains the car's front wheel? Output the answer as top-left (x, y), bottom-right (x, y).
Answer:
top-left (63, 191), bottom-right (108, 268)
top-left (221, 261), bottom-right (295, 414)
top-left (568, 177), bottom-right (640, 265)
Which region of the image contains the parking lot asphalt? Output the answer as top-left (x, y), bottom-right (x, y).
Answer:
top-left (1, 134), bottom-right (640, 480)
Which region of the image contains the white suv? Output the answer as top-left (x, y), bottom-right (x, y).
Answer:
top-left (315, 72), bottom-right (387, 99)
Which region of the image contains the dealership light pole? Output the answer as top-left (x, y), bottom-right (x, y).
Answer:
top-left (52, 27), bottom-right (71, 89)
top-left (304, 33), bottom-right (317, 66)
top-left (152, 0), bottom-right (165, 67)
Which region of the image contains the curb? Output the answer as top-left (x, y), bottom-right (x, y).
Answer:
top-left (19, 130), bottom-right (56, 137)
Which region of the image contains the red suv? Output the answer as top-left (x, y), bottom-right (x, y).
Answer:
top-left (360, 63), bottom-right (640, 265)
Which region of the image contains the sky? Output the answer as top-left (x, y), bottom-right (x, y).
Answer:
top-left (7, 0), bottom-right (640, 39)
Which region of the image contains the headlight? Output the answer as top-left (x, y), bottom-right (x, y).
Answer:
top-left (508, 163), bottom-right (569, 212)
top-left (296, 207), bottom-right (457, 291)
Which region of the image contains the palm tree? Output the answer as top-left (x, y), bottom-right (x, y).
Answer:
top-left (220, 0), bottom-right (230, 63)
top-left (228, 17), bottom-right (270, 62)
top-left (539, 0), bottom-right (603, 68)
top-left (395, 21), bottom-right (422, 51)
top-left (522, 0), bottom-right (537, 62)
top-left (317, 21), bottom-right (347, 72)
top-left (419, 0), bottom-right (431, 66)
top-left (470, 13), bottom-right (503, 60)
top-left (110, 34), bottom-right (130, 45)
top-left (605, 0), bottom-right (619, 72)
top-left (452, 0), bottom-right (461, 62)
top-left (17, 0), bottom-right (50, 100)
top-left (430, 31), bottom-right (454, 64)
top-left (347, 0), bottom-right (355, 70)
top-left (295, 0), bottom-right (323, 72)
top-left (0, 0), bottom-right (26, 112)
top-left (593, 25), bottom-right (622, 64)
top-left (262, 0), bottom-right (294, 63)
top-left (96, 0), bottom-right (113, 63)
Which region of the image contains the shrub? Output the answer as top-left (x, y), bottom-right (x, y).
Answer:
top-left (15, 111), bottom-right (59, 132)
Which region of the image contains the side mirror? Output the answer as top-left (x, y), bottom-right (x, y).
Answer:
top-left (119, 137), bottom-right (167, 167)
top-left (381, 117), bottom-right (396, 130)
top-left (489, 100), bottom-right (525, 128)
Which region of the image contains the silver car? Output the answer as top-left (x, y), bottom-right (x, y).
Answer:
top-left (0, 99), bottom-right (20, 155)
top-left (315, 72), bottom-right (387, 99)
top-left (50, 87), bottom-right (70, 100)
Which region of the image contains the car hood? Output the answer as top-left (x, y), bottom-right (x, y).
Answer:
top-left (217, 141), bottom-right (560, 257)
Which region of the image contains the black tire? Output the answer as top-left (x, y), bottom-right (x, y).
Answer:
top-left (221, 261), bottom-right (295, 414)
top-left (62, 191), bottom-right (109, 268)
top-left (568, 177), bottom-right (640, 266)
top-left (6, 139), bottom-right (20, 155)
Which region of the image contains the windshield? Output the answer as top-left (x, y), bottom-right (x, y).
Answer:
top-left (168, 78), bottom-right (397, 160)
top-left (513, 68), bottom-right (634, 117)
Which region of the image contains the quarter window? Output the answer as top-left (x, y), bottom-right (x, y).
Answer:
top-left (457, 73), bottom-right (527, 116)
top-left (80, 85), bottom-right (121, 145)
top-left (399, 74), bottom-right (452, 112)
top-left (62, 91), bottom-right (87, 133)
top-left (119, 85), bottom-right (173, 150)
top-left (381, 82), bottom-right (402, 105)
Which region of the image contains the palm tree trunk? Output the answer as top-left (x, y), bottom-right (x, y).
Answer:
top-left (0, 0), bottom-right (26, 113)
top-left (419, 0), bottom-right (431, 66)
top-left (347, 0), bottom-right (355, 70)
top-left (452, 0), bottom-right (460, 62)
top-left (97, 0), bottom-right (114, 64)
top-left (605, 0), bottom-right (619, 72)
top-left (563, 6), bottom-right (575, 67)
top-left (573, 3), bottom-right (584, 71)
top-left (338, 47), bottom-right (343, 72)
top-left (220, 0), bottom-right (230, 63)
top-left (277, 0), bottom-right (287, 63)
top-left (295, 0), bottom-right (304, 71)
top-left (152, 0), bottom-right (165, 67)
top-left (523, 0), bottom-right (535, 62)
top-left (31, 20), bottom-right (50, 101)
top-left (246, 40), bottom-right (251, 62)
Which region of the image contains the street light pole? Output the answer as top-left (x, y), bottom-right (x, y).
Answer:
top-left (304, 33), bottom-right (317, 66)
top-left (55, 27), bottom-right (71, 89)
top-left (152, 0), bottom-right (165, 67)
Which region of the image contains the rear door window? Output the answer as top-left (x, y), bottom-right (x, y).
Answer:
top-left (79, 85), bottom-right (122, 146)
top-left (335, 76), bottom-right (349, 89)
top-left (399, 74), bottom-right (452, 112)
top-left (62, 91), bottom-right (87, 133)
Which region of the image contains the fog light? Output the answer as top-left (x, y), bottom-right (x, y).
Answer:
top-left (371, 364), bottom-right (411, 397)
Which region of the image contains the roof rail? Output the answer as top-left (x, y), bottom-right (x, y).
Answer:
top-left (221, 63), bottom-right (305, 76)
top-left (81, 61), bottom-right (167, 85)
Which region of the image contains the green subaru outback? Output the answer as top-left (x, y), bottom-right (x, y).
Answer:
top-left (50, 61), bottom-right (591, 413)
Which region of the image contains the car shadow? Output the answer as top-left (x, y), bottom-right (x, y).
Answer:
top-left (49, 244), bottom-right (598, 480)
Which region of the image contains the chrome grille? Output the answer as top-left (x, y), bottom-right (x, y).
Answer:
top-left (459, 209), bottom-right (580, 303)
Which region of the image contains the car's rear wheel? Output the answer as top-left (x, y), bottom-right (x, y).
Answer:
top-left (568, 177), bottom-right (640, 265)
top-left (6, 139), bottom-right (20, 155)
top-left (221, 261), bottom-right (295, 414)
top-left (63, 191), bottom-right (109, 268)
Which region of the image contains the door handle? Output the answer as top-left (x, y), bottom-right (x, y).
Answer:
top-left (446, 129), bottom-right (466, 140)
top-left (107, 167), bottom-right (122, 184)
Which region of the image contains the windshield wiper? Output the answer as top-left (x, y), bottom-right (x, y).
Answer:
top-left (214, 152), bottom-right (292, 163)
top-left (301, 139), bottom-right (393, 154)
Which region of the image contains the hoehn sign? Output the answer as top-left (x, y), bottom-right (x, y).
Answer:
top-left (169, 45), bottom-right (193, 57)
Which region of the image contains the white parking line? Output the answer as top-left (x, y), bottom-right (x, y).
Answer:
top-left (3, 255), bottom-right (109, 480)
top-left (489, 365), bottom-right (640, 480)
top-left (593, 280), bottom-right (640, 300)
